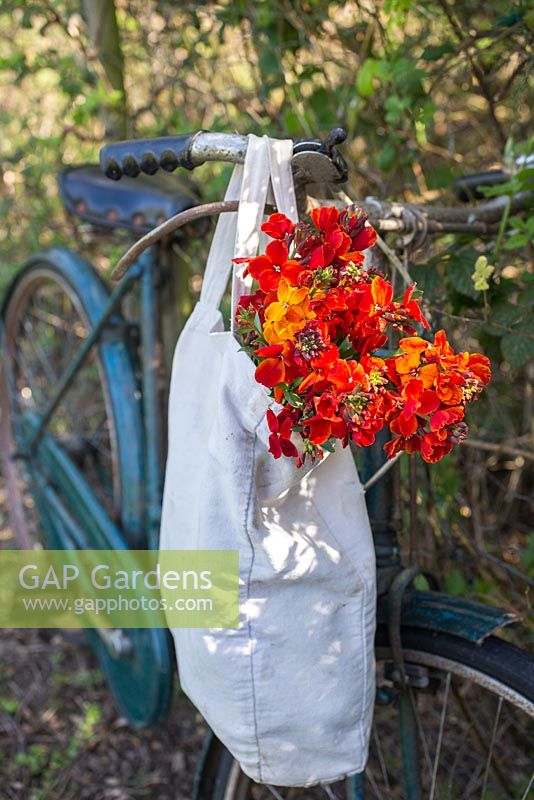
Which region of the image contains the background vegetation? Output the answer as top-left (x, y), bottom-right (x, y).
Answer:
top-left (0, 1), bottom-right (532, 796)
top-left (0, 0), bottom-right (532, 605)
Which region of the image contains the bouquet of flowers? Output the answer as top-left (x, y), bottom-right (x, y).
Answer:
top-left (234, 205), bottom-right (491, 467)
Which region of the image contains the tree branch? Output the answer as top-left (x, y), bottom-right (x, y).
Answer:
top-left (436, 0), bottom-right (507, 149)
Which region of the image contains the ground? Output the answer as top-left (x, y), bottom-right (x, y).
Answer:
top-left (0, 479), bottom-right (207, 800)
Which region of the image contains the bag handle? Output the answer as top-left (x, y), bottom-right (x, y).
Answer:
top-left (199, 135), bottom-right (297, 318)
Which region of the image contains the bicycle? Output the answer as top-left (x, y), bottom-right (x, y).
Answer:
top-left (0, 128), bottom-right (532, 800)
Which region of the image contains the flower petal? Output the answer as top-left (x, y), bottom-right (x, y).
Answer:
top-left (255, 358), bottom-right (285, 387)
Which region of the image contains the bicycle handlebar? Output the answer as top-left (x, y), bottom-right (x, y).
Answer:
top-left (99, 129), bottom-right (349, 185)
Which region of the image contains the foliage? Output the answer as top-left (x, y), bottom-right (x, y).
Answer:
top-left (0, 0), bottom-right (532, 614)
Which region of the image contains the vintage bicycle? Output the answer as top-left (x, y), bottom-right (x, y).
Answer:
top-left (0, 129), bottom-right (532, 799)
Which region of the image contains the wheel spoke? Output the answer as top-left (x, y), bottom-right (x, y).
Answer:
top-left (520, 771), bottom-right (534, 800)
top-left (321, 785), bottom-right (338, 800)
top-left (266, 787), bottom-right (285, 800)
top-left (22, 318), bottom-right (60, 385)
top-left (480, 696), bottom-right (503, 800)
top-left (371, 720), bottom-right (392, 797)
top-left (429, 671), bottom-right (451, 800)
top-left (446, 723), bottom-right (472, 800)
top-left (407, 685), bottom-right (435, 787)
top-left (451, 681), bottom-right (510, 793)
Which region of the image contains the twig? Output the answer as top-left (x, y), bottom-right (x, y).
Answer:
top-left (436, 0), bottom-right (507, 149)
top-left (461, 438), bottom-right (534, 461)
top-left (363, 452), bottom-right (403, 492)
top-left (433, 307), bottom-right (534, 340)
top-left (375, 235), bottom-right (413, 285)
top-left (496, 55), bottom-right (531, 102)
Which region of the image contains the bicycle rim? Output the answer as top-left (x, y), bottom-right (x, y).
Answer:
top-left (207, 629), bottom-right (533, 800)
top-left (1, 263), bottom-right (120, 547)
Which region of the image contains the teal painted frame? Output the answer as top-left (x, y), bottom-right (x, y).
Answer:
top-left (1, 245), bottom-right (173, 726)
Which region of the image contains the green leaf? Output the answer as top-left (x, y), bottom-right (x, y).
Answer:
top-left (283, 108), bottom-right (300, 136)
top-left (518, 286), bottom-right (534, 306)
top-left (420, 42), bottom-right (455, 61)
top-left (308, 87), bottom-right (333, 125)
top-left (338, 335), bottom-right (354, 357)
top-left (357, 59), bottom-right (381, 96)
top-left (258, 47), bottom-right (280, 84)
top-left (426, 164), bottom-right (455, 191)
top-left (283, 389), bottom-right (303, 408)
top-left (472, 255), bottom-right (494, 291)
top-left (516, 167), bottom-right (534, 190)
top-left (500, 333), bottom-right (534, 370)
top-left (484, 301), bottom-right (525, 336)
top-left (321, 440), bottom-right (336, 453)
top-left (444, 568), bottom-right (468, 596)
top-left (377, 141), bottom-right (396, 172)
top-left (446, 250), bottom-right (479, 298)
top-left (410, 262), bottom-right (441, 294)
top-left (521, 533), bottom-right (534, 574)
top-left (503, 234), bottom-right (530, 250)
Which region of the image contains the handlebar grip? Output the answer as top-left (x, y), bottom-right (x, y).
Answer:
top-left (453, 169), bottom-right (509, 202)
top-left (99, 134), bottom-right (198, 181)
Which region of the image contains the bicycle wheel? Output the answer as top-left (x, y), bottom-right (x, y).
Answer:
top-left (0, 247), bottom-right (144, 548)
top-left (199, 626), bottom-right (534, 800)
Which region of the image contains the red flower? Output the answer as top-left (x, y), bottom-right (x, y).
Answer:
top-left (306, 415), bottom-right (347, 445)
top-left (402, 285), bottom-right (430, 329)
top-left (421, 430), bottom-right (452, 463)
top-left (233, 203), bottom-right (491, 467)
top-left (254, 344), bottom-right (286, 388)
top-left (254, 342), bottom-right (303, 389)
top-left (359, 275), bottom-right (393, 314)
top-left (389, 379), bottom-right (440, 437)
top-left (308, 229), bottom-right (352, 270)
top-left (242, 240), bottom-right (302, 292)
top-left (267, 409), bottom-right (299, 459)
top-left (315, 392), bottom-right (341, 420)
top-left (384, 433), bottom-right (421, 459)
top-left (311, 206), bottom-right (340, 233)
top-left (429, 406), bottom-right (464, 431)
top-left (261, 213), bottom-right (295, 240)
top-left (350, 225), bottom-right (377, 252)
top-left (327, 359), bottom-right (369, 393)
top-left (338, 206), bottom-right (378, 251)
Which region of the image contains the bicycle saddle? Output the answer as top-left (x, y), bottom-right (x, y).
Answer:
top-left (58, 164), bottom-right (200, 233)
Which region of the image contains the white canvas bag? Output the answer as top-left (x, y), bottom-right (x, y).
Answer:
top-left (159, 134), bottom-right (376, 787)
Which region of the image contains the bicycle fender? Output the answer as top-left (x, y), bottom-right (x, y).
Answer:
top-left (379, 589), bottom-right (519, 645)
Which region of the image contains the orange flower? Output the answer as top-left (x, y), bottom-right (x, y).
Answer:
top-left (369, 275), bottom-right (393, 310)
top-left (425, 330), bottom-right (459, 369)
top-left (466, 353), bottom-right (491, 385)
top-left (395, 338), bottom-right (438, 388)
top-left (395, 337), bottom-right (426, 371)
top-left (263, 279), bottom-right (313, 344)
top-left (435, 373), bottom-right (464, 405)
top-left (327, 359), bottom-right (369, 393)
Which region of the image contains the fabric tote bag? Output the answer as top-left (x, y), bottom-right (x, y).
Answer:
top-left (159, 134), bottom-right (376, 787)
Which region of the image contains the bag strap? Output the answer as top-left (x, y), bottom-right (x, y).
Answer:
top-left (199, 135), bottom-right (297, 319)
top-left (198, 163), bottom-right (243, 310)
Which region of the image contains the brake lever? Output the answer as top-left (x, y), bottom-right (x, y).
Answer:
top-left (291, 127), bottom-right (348, 185)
